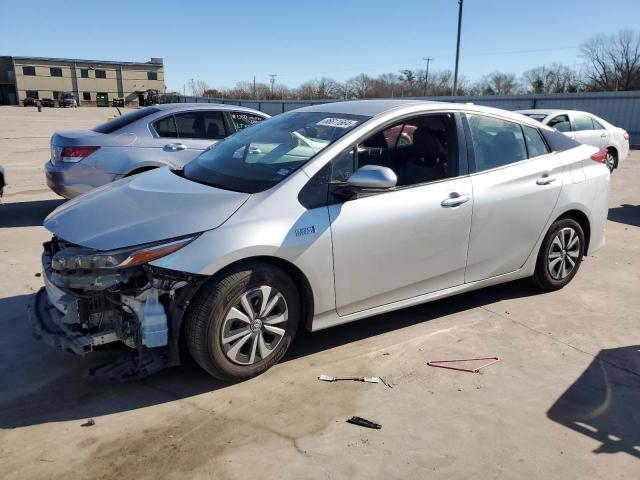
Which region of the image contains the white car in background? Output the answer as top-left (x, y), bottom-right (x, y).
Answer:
top-left (516, 109), bottom-right (629, 172)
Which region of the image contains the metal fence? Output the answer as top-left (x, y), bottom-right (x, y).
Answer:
top-left (167, 90), bottom-right (640, 145)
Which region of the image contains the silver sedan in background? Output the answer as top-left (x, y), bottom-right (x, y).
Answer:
top-left (516, 109), bottom-right (629, 172)
top-left (45, 103), bottom-right (269, 198)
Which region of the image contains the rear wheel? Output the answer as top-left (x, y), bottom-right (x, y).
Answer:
top-left (606, 149), bottom-right (617, 172)
top-left (532, 218), bottom-right (585, 290)
top-left (184, 263), bottom-right (300, 381)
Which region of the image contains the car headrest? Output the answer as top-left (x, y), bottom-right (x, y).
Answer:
top-left (207, 122), bottom-right (220, 139)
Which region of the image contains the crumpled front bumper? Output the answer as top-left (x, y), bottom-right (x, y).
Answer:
top-left (28, 287), bottom-right (95, 355)
top-left (28, 251), bottom-right (119, 356)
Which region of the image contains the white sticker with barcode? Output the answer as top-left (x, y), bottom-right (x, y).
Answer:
top-left (316, 117), bottom-right (359, 128)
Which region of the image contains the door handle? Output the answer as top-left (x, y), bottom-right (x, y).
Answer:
top-left (164, 143), bottom-right (187, 151)
top-left (441, 194), bottom-right (471, 207)
top-left (536, 175), bottom-right (556, 185)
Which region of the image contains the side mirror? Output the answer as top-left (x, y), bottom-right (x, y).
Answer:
top-left (346, 165), bottom-right (397, 189)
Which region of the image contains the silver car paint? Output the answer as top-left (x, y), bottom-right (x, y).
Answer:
top-left (44, 100), bottom-right (610, 332)
top-left (45, 103), bottom-right (269, 198)
top-left (44, 167), bottom-right (250, 250)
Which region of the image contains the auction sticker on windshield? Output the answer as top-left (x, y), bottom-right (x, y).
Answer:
top-left (317, 118), bottom-right (360, 128)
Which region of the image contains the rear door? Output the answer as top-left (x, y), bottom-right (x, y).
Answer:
top-left (571, 113), bottom-right (609, 149)
top-left (464, 114), bottom-right (563, 283)
top-left (149, 110), bottom-right (229, 166)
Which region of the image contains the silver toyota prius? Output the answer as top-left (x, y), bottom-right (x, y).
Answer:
top-left (45, 103), bottom-right (269, 198)
top-left (31, 100), bottom-right (610, 381)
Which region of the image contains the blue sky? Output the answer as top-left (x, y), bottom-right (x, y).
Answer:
top-left (2, 0), bottom-right (639, 91)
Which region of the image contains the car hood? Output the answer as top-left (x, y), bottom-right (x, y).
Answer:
top-left (44, 167), bottom-right (250, 250)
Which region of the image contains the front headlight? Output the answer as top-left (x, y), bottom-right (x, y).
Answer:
top-left (52, 235), bottom-right (197, 270)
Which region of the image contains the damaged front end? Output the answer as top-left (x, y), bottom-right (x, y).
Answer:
top-left (29, 235), bottom-right (204, 380)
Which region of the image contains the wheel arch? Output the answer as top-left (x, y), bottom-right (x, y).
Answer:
top-left (606, 146), bottom-right (619, 168)
top-left (184, 255), bottom-right (315, 333)
top-left (555, 209), bottom-right (591, 253)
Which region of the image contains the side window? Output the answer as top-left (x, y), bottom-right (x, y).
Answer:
top-left (80, 68), bottom-right (89, 78)
top-left (50, 67), bottom-right (62, 77)
top-left (573, 114), bottom-right (594, 131)
top-left (548, 115), bottom-right (571, 132)
top-left (330, 113), bottom-right (457, 187)
top-left (95, 69), bottom-right (106, 79)
top-left (467, 114), bottom-right (527, 171)
top-left (22, 66), bottom-right (36, 76)
top-left (174, 112), bottom-right (227, 139)
top-left (522, 125), bottom-right (549, 158)
top-left (230, 112), bottom-right (266, 131)
top-left (153, 115), bottom-right (178, 138)
top-left (591, 117), bottom-right (605, 130)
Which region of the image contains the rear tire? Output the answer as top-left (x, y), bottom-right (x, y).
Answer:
top-left (184, 263), bottom-right (300, 382)
top-left (532, 218), bottom-right (585, 291)
top-left (606, 149), bottom-right (617, 172)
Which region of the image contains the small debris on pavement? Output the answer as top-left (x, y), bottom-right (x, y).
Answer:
top-left (81, 418), bottom-right (95, 427)
top-left (427, 356), bottom-right (500, 373)
top-left (319, 374), bottom-right (380, 383)
top-left (379, 376), bottom-right (394, 388)
top-left (34, 272), bottom-right (41, 277)
top-left (347, 416), bottom-right (382, 429)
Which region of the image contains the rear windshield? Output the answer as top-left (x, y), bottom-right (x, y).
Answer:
top-left (93, 107), bottom-right (161, 134)
top-left (522, 113), bottom-right (548, 122)
top-left (184, 111), bottom-right (370, 193)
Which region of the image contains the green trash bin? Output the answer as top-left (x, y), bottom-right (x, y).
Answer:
top-left (112, 98), bottom-right (124, 108)
top-left (96, 93), bottom-right (109, 107)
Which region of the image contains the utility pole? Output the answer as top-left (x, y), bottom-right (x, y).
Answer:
top-left (423, 57), bottom-right (433, 97)
top-left (269, 74), bottom-right (277, 98)
top-left (253, 75), bottom-right (256, 99)
top-left (452, 0), bottom-right (464, 96)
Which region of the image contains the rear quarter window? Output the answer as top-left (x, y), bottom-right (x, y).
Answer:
top-left (93, 107), bottom-right (161, 134)
top-left (541, 128), bottom-right (581, 152)
top-left (230, 112), bottom-right (266, 131)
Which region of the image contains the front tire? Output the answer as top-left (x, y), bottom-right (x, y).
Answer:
top-left (184, 263), bottom-right (300, 381)
top-left (532, 218), bottom-right (585, 290)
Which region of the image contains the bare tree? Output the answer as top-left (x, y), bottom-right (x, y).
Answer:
top-left (188, 79), bottom-right (210, 97)
top-left (523, 63), bottom-right (581, 94)
top-left (581, 29), bottom-right (640, 91)
top-left (477, 71), bottom-right (520, 95)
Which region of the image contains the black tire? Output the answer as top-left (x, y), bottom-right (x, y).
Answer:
top-left (184, 263), bottom-right (300, 381)
top-left (532, 218), bottom-right (585, 290)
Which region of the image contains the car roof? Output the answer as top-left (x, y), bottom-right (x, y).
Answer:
top-left (152, 103), bottom-right (269, 117)
top-left (297, 99), bottom-right (552, 129)
top-left (515, 109), bottom-right (594, 116)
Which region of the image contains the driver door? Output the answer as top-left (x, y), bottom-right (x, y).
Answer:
top-left (328, 113), bottom-right (473, 316)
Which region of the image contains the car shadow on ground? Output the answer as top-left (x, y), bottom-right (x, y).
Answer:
top-left (547, 345), bottom-right (640, 459)
top-left (0, 280), bottom-right (539, 429)
top-left (608, 204), bottom-right (640, 228)
top-left (0, 199), bottom-right (64, 228)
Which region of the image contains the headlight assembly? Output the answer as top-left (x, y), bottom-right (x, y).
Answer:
top-left (51, 235), bottom-right (197, 271)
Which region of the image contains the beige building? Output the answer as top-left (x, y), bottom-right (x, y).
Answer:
top-left (0, 56), bottom-right (165, 106)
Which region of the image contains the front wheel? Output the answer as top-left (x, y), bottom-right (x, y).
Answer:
top-left (532, 218), bottom-right (585, 290)
top-left (184, 263), bottom-right (300, 381)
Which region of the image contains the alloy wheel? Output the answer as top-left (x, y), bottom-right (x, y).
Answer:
top-left (220, 286), bottom-right (288, 365)
top-left (606, 152), bottom-right (616, 172)
top-left (547, 227), bottom-right (581, 280)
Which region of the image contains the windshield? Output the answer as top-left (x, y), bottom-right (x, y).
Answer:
top-left (184, 111), bottom-right (370, 193)
top-left (62, 92), bottom-right (74, 99)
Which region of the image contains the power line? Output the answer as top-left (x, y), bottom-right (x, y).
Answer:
top-left (273, 45), bottom-right (580, 79)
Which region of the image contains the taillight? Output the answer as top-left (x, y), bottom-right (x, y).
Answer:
top-left (623, 131), bottom-right (629, 141)
top-left (60, 146), bottom-right (99, 163)
top-left (590, 149), bottom-right (607, 164)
